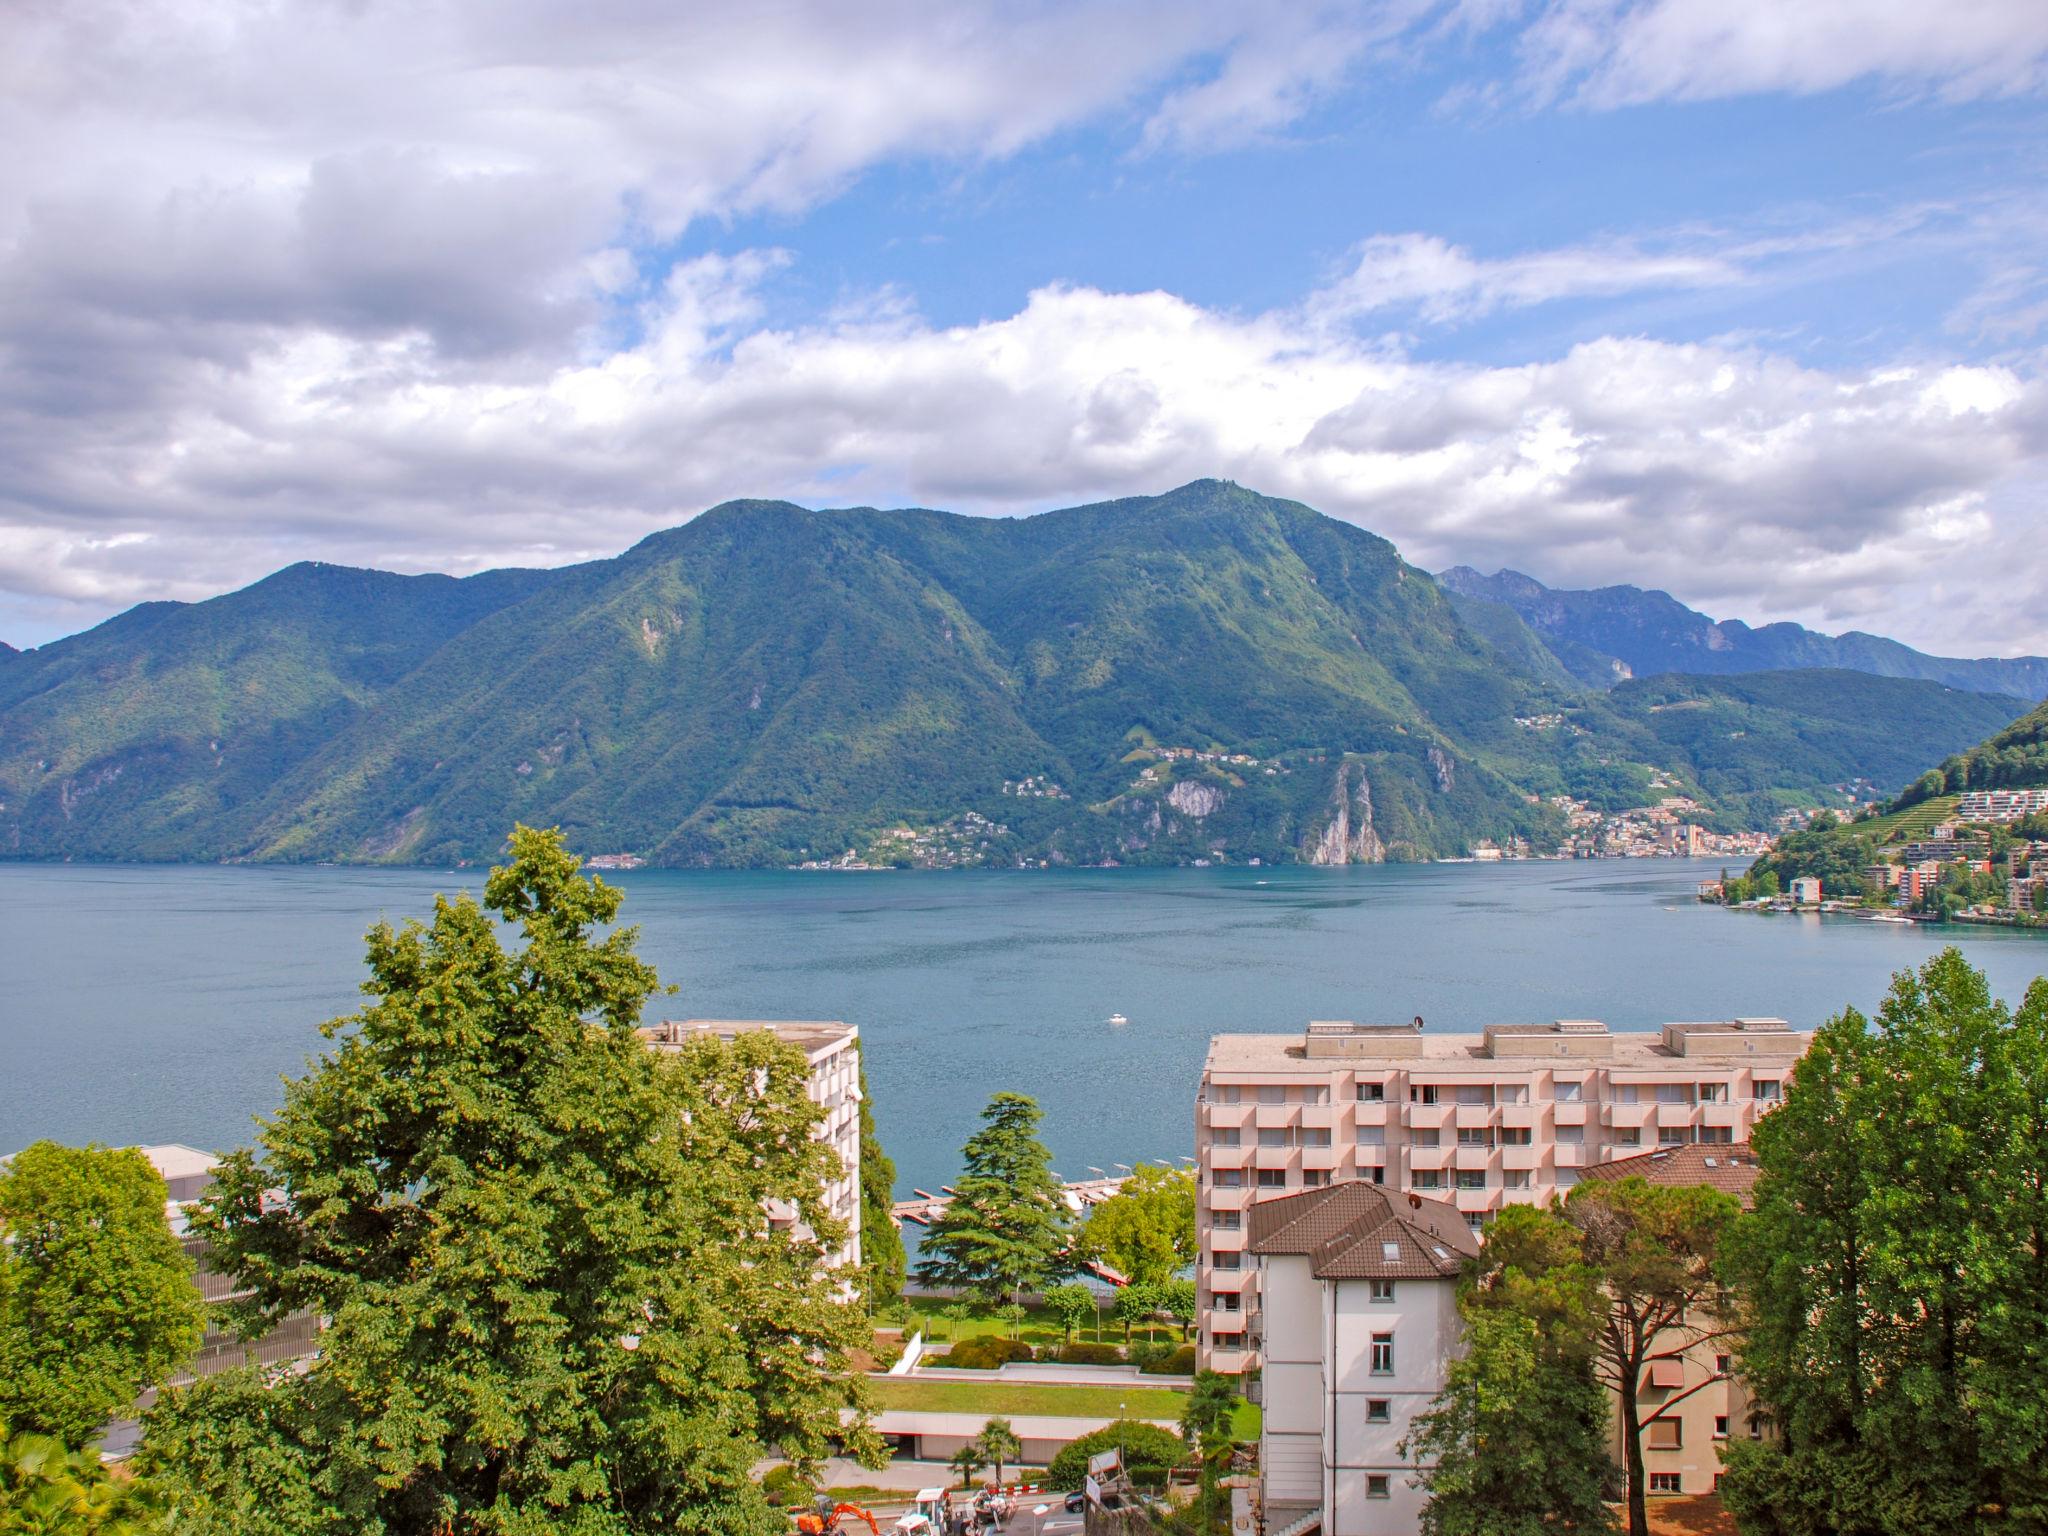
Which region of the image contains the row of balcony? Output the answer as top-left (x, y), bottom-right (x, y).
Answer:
top-left (1202, 1099), bottom-right (1759, 1133)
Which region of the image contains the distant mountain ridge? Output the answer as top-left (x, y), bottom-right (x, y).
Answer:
top-left (1438, 566), bottom-right (2048, 701)
top-left (0, 482), bottom-right (2032, 867)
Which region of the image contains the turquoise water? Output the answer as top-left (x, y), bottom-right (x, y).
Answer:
top-left (3, 859), bottom-right (2043, 1191)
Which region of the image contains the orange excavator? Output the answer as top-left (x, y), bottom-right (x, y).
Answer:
top-left (794, 1500), bottom-right (881, 1535)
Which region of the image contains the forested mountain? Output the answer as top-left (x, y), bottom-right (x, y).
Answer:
top-left (1891, 697), bottom-right (2048, 811)
top-left (1439, 566), bottom-right (2048, 700)
top-left (0, 482), bottom-right (2030, 867)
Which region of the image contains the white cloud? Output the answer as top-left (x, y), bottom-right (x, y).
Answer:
top-left (1504, 0), bottom-right (2048, 108)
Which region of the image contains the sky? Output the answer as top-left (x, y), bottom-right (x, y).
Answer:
top-left (4, 0), bottom-right (2048, 655)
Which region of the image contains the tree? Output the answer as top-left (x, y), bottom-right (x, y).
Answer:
top-left (141, 826), bottom-right (877, 1536)
top-left (1156, 1277), bottom-right (1197, 1339)
top-left (1719, 950), bottom-right (2048, 1536)
top-left (975, 1420), bottom-right (1022, 1487)
top-left (1075, 1166), bottom-right (1195, 1287)
top-left (1405, 1205), bottom-right (1615, 1536)
top-left (854, 1046), bottom-right (906, 1313)
top-left (1112, 1281), bottom-right (1156, 1344)
top-left (1042, 1284), bottom-right (1096, 1343)
top-left (1179, 1371), bottom-right (1240, 1535)
top-left (0, 1141), bottom-right (206, 1446)
top-left (1563, 1178), bottom-right (1740, 1536)
top-left (948, 1444), bottom-right (985, 1491)
top-left (1404, 1308), bottom-right (1616, 1536)
top-left (0, 1433), bottom-right (165, 1536)
top-left (1046, 1424), bottom-right (1188, 1492)
top-left (914, 1093), bottom-right (1070, 1309)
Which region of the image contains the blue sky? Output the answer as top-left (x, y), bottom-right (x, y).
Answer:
top-left (3, 1), bottom-right (2047, 654)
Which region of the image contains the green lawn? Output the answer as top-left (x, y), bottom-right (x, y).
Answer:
top-left (861, 1378), bottom-right (1262, 1442)
top-left (874, 1299), bottom-right (1180, 1353)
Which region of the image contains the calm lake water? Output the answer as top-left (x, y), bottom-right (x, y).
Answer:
top-left (3, 859), bottom-right (2044, 1193)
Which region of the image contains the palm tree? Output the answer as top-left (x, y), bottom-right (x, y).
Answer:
top-left (1180, 1372), bottom-right (1241, 1535)
top-left (975, 1418), bottom-right (1023, 1487)
top-left (1, 1434), bottom-right (165, 1536)
top-left (948, 1443), bottom-right (986, 1491)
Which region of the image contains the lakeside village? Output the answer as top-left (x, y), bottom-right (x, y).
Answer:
top-left (1697, 787), bottom-right (2048, 930)
top-left (6, 836), bottom-right (2042, 1536)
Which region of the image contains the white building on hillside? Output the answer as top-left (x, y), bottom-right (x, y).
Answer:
top-left (1246, 1180), bottom-right (1478, 1536)
top-left (640, 1019), bottom-right (863, 1273)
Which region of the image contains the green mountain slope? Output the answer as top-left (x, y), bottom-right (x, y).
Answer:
top-left (1890, 696), bottom-right (2048, 812)
top-left (1, 482), bottom-right (2028, 868)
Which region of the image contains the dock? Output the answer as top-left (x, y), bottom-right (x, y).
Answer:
top-left (891, 1174), bottom-right (1137, 1286)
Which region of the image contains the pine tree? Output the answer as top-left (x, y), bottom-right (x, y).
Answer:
top-left (914, 1093), bottom-right (1070, 1308)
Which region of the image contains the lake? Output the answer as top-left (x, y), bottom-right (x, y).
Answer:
top-left (3, 858), bottom-right (2043, 1193)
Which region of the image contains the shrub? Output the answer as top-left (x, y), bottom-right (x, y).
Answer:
top-left (1056, 1342), bottom-right (1125, 1366)
top-left (760, 1463), bottom-right (817, 1508)
top-left (1047, 1423), bottom-right (1189, 1491)
top-left (942, 1337), bottom-right (1034, 1370)
top-left (1138, 1344), bottom-right (1197, 1376)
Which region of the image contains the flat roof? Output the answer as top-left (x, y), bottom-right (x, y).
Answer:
top-left (641, 1019), bottom-right (857, 1054)
top-left (138, 1144), bottom-right (219, 1181)
top-left (1205, 1028), bottom-right (1804, 1073)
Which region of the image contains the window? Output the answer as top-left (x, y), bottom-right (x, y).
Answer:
top-left (1211, 1330), bottom-right (1243, 1350)
top-left (1612, 1127), bottom-right (1640, 1146)
top-left (1647, 1419), bottom-right (1682, 1450)
top-left (1413, 1170), bottom-right (1444, 1190)
top-left (1500, 1126), bottom-right (1531, 1146)
top-left (1556, 1079), bottom-right (1584, 1103)
top-left (1649, 1473), bottom-right (1682, 1495)
top-left (1556, 1170), bottom-right (1579, 1189)
top-left (1556, 1125), bottom-right (1583, 1146)
top-left (1256, 1168), bottom-right (1288, 1188)
top-left (1715, 1353), bottom-right (1732, 1375)
top-left (1655, 1084), bottom-right (1692, 1105)
top-left (1455, 1085), bottom-right (1490, 1106)
top-left (1499, 1083), bottom-right (1529, 1104)
top-left (1301, 1127), bottom-right (1331, 1148)
top-left (1370, 1333), bottom-right (1394, 1374)
top-left (1210, 1127), bottom-right (1241, 1146)
top-left (1455, 1169), bottom-right (1487, 1190)
top-left (1212, 1251), bottom-right (1241, 1270)
top-left (1306, 1085), bottom-right (1330, 1105)
top-left (1366, 1400), bottom-right (1390, 1424)
top-left (1456, 1127), bottom-right (1493, 1147)
top-left (1217, 1085), bottom-right (1242, 1104)
top-left (1714, 1416), bottom-right (1729, 1439)
top-left (1258, 1128), bottom-right (1290, 1148)
top-left (1699, 1125), bottom-right (1733, 1144)
top-left (1504, 1170), bottom-right (1531, 1189)
top-left (1217, 1293), bottom-right (1241, 1312)
top-left (1614, 1085), bottom-right (1641, 1105)
top-left (1358, 1080), bottom-right (1386, 1102)
top-left (1213, 1169), bottom-right (1244, 1188)
top-left (1698, 1081), bottom-right (1728, 1103)
top-left (1411, 1085), bottom-right (1440, 1105)
top-left (1412, 1128), bottom-right (1441, 1148)
top-left (1257, 1085), bottom-right (1286, 1105)
top-left (1212, 1209), bottom-right (1241, 1230)
top-left (1366, 1475), bottom-right (1391, 1500)
top-left (1369, 1279), bottom-right (1396, 1303)
top-left (1659, 1127), bottom-right (1692, 1146)
top-left (1464, 1212), bottom-right (1485, 1233)
top-left (1357, 1125), bottom-right (1385, 1146)
top-left (1368, 1166), bottom-right (1385, 1185)
top-left (1302, 1168), bottom-right (1330, 1187)
top-left (1753, 1079), bottom-right (1782, 1102)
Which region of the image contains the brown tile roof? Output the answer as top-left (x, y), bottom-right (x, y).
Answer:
top-left (1247, 1180), bottom-right (1479, 1280)
top-left (1577, 1144), bottom-right (1761, 1206)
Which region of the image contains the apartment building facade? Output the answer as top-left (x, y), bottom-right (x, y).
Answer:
top-left (1195, 1016), bottom-right (1809, 1375)
top-left (1248, 1182), bottom-right (1477, 1536)
top-left (641, 1018), bottom-right (864, 1273)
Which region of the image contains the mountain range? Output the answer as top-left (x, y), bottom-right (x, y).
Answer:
top-left (0, 481), bottom-right (2034, 867)
top-left (1437, 566), bottom-right (2048, 700)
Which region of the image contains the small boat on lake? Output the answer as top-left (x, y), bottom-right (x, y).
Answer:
top-left (1108, 1012), bottom-right (1128, 1026)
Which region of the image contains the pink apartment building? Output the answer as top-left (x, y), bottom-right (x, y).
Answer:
top-left (1195, 1016), bottom-right (1809, 1374)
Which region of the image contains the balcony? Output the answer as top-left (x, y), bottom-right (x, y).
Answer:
top-left (1552, 1102), bottom-right (1588, 1126)
top-left (1655, 1103), bottom-right (1697, 1130)
top-left (1302, 1145), bottom-right (1340, 1171)
top-left (1453, 1144), bottom-right (1497, 1171)
top-left (1606, 1103), bottom-right (1656, 1130)
top-left (1499, 1103), bottom-right (1538, 1130)
top-left (1254, 1105), bottom-right (1301, 1130)
top-left (1554, 1144), bottom-right (1586, 1168)
top-left (1206, 1226), bottom-right (1247, 1253)
top-left (1408, 1144), bottom-right (1453, 1170)
top-left (1300, 1104), bottom-right (1340, 1131)
top-left (1201, 1102), bottom-right (1255, 1130)
top-left (1407, 1102), bottom-right (1455, 1131)
top-left (1454, 1188), bottom-right (1496, 1213)
top-left (1701, 1101), bottom-right (1745, 1130)
top-left (1501, 1144), bottom-right (1540, 1171)
top-left (1206, 1268), bottom-right (1250, 1294)
top-left (1205, 1186), bottom-right (1251, 1212)
top-left (1252, 1146), bottom-right (1301, 1171)
top-left (1206, 1145), bottom-right (1251, 1171)
top-left (1453, 1104), bottom-right (1494, 1131)
top-left (1353, 1100), bottom-right (1391, 1126)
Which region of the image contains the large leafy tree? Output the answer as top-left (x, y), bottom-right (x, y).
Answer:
top-left (914, 1093), bottom-right (1070, 1308)
top-left (140, 826), bottom-right (876, 1536)
top-left (853, 1047), bottom-right (906, 1312)
top-left (1405, 1205), bottom-right (1615, 1536)
top-left (1075, 1164), bottom-right (1195, 1287)
top-left (0, 1142), bottom-right (206, 1446)
top-left (1564, 1178), bottom-right (1740, 1536)
top-left (1720, 949), bottom-right (2048, 1536)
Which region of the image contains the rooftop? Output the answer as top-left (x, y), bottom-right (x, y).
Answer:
top-left (640, 1018), bottom-right (857, 1055)
top-left (1207, 1016), bottom-right (1807, 1074)
top-left (1247, 1180), bottom-right (1478, 1280)
top-left (1577, 1144), bottom-right (1763, 1206)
